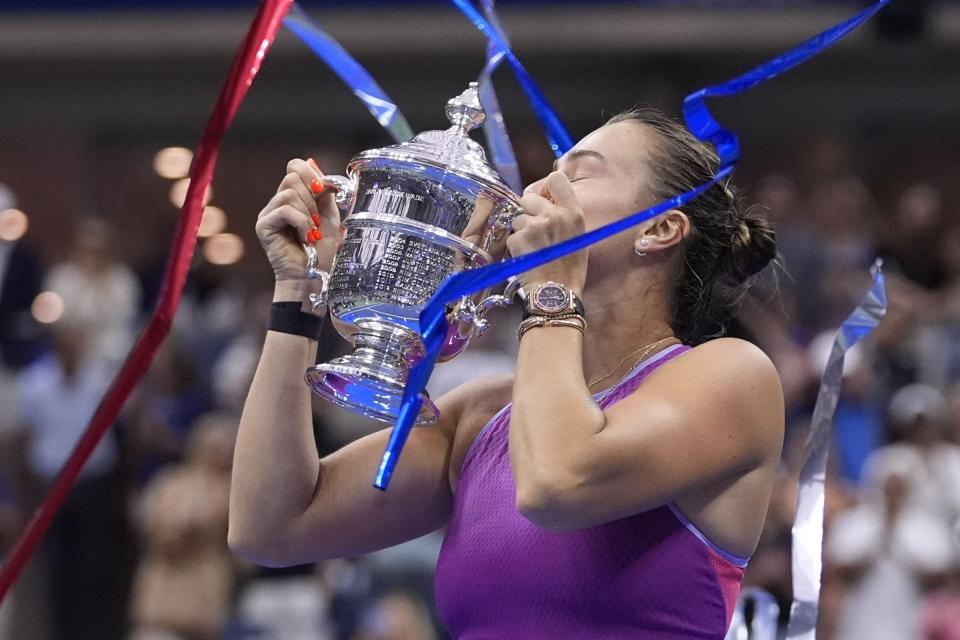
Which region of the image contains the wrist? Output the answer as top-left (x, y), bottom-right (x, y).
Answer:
top-left (273, 279), bottom-right (326, 316)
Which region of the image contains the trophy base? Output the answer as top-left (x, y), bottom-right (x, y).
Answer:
top-left (305, 360), bottom-right (439, 426)
top-left (305, 320), bottom-right (439, 426)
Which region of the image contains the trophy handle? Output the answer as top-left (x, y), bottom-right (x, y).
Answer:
top-left (303, 244), bottom-right (330, 312)
top-left (320, 174), bottom-right (355, 213)
top-left (302, 174), bottom-right (356, 312)
top-left (458, 277), bottom-right (525, 337)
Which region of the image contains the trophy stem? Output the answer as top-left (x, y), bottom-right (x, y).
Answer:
top-left (305, 320), bottom-right (439, 426)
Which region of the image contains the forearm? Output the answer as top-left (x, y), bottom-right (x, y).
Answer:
top-left (229, 283), bottom-right (323, 557)
top-left (509, 326), bottom-right (604, 497)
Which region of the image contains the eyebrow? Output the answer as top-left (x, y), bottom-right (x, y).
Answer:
top-left (553, 149), bottom-right (606, 172)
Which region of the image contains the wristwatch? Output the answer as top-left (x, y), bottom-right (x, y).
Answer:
top-left (522, 281), bottom-right (585, 320)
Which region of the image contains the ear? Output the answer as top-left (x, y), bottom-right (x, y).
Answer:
top-left (633, 209), bottom-right (689, 254)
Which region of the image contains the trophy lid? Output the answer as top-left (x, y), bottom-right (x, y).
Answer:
top-left (350, 83), bottom-right (519, 203)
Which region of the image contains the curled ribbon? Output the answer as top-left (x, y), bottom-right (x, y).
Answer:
top-left (0, 0), bottom-right (294, 604)
top-left (283, 2), bottom-right (415, 143)
top-left (450, 0), bottom-right (574, 156)
top-left (475, 0), bottom-right (523, 194)
top-left (786, 260), bottom-right (887, 640)
top-left (375, 0), bottom-right (891, 490)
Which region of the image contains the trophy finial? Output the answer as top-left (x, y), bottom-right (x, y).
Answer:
top-left (445, 82), bottom-right (485, 136)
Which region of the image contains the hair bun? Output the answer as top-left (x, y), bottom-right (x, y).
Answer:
top-left (723, 204), bottom-right (777, 282)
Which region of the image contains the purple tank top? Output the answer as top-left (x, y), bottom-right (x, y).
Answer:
top-left (434, 344), bottom-right (747, 639)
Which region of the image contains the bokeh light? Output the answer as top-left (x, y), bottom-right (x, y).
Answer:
top-left (31, 291), bottom-right (65, 324)
top-left (204, 233), bottom-right (244, 265)
top-left (0, 208), bottom-right (28, 241)
top-left (153, 147), bottom-right (193, 180)
top-left (198, 206), bottom-right (227, 238)
top-left (170, 178), bottom-right (213, 209)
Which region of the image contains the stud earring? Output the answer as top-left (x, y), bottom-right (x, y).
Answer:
top-left (635, 238), bottom-right (651, 257)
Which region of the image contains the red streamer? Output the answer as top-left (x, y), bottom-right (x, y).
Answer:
top-left (0, 0), bottom-right (293, 602)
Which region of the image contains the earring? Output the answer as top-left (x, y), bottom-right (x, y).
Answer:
top-left (635, 238), bottom-right (651, 257)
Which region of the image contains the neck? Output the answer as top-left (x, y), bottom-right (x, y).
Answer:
top-left (580, 274), bottom-right (678, 391)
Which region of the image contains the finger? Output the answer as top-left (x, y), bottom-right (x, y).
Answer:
top-left (257, 204), bottom-right (313, 244)
top-left (510, 214), bottom-right (528, 232)
top-left (262, 188), bottom-right (311, 219)
top-left (523, 177), bottom-right (547, 196)
top-left (292, 157), bottom-right (341, 228)
top-left (542, 171), bottom-right (578, 208)
top-left (287, 157), bottom-right (336, 202)
top-left (277, 172), bottom-right (318, 217)
top-left (519, 191), bottom-right (553, 218)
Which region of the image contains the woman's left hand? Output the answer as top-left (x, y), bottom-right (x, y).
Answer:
top-left (507, 171), bottom-right (588, 294)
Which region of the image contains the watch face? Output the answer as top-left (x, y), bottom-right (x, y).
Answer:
top-left (534, 284), bottom-right (569, 312)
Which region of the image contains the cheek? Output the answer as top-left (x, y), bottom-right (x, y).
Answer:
top-left (578, 186), bottom-right (641, 230)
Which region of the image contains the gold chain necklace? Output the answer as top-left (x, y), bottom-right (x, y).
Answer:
top-left (586, 336), bottom-right (679, 392)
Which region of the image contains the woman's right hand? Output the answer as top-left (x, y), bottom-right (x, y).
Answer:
top-left (255, 158), bottom-right (341, 282)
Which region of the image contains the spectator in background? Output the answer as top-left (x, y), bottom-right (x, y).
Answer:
top-left (129, 412), bottom-right (237, 640)
top-left (15, 319), bottom-right (129, 640)
top-left (828, 384), bottom-right (960, 640)
top-left (45, 217), bottom-right (141, 365)
top-left (754, 173), bottom-right (824, 336)
top-left (921, 561), bottom-right (960, 640)
top-left (880, 183), bottom-right (947, 290)
top-left (0, 477), bottom-right (20, 640)
top-left (129, 335), bottom-right (212, 484)
top-left (828, 469), bottom-right (956, 640)
top-left (350, 590), bottom-right (438, 640)
top-left (211, 289), bottom-right (272, 413)
top-left (0, 184), bottom-right (45, 371)
top-left (862, 384), bottom-right (960, 526)
top-left (809, 176), bottom-right (878, 331)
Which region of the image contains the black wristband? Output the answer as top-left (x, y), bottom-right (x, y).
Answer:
top-left (267, 302), bottom-right (324, 341)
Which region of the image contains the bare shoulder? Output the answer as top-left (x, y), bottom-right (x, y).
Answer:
top-left (660, 337), bottom-right (781, 394)
top-left (435, 373), bottom-right (515, 492)
top-left (687, 337), bottom-right (780, 381)
top-left (642, 337), bottom-right (784, 458)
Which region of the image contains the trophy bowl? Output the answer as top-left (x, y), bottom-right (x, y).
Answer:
top-left (304, 83), bottom-right (521, 426)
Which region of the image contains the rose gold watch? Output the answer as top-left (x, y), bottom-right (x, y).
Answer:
top-left (523, 281), bottom-right (585, 319)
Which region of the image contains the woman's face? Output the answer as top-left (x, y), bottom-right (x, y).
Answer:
top-left (524, 122), bottom-right (657, 231)
top-left (522, 122), bottom-right (660, 277)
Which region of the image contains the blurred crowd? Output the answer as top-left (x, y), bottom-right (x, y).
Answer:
top-left (1, 131), bottom-right (960, 640)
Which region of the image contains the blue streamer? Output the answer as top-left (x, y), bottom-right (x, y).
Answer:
top-left (283, 3), bottom-right (415, 143)
top-left (450, 0), bottom-right (574, 157)
top-left (476, 0), bottom-right (523, 193)
top-left (374, 0), bottom-right (891, 490)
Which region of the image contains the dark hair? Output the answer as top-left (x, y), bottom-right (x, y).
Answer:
top-left (607, 107), bottom-right (777, 345)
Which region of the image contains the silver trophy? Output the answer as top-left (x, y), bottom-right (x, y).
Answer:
top-left (304, 83), bottom-right (522, 426)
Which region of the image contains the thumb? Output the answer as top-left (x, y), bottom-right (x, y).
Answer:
top-left (542, 171), bottom-right (579, 209)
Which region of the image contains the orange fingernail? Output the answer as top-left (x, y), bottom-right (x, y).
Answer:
top-left (311, 212), bottom-right (321, 226)
top-left (309, 179), bottom-right (325, 195)
top-left (315, 229), bottom-right (323, 241)
top-left (307, 158), bottom-right (321, 172)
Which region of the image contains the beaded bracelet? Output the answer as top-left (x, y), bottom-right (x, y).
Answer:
top-left (517, 314), bottom-right (587, 342)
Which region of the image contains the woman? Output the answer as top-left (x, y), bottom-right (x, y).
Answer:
top-left (229, 107), bottom-right (785, 639)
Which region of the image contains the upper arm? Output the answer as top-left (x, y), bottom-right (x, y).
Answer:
top-left (277, 375), bottom-right (509, 565)
top-left (528, 338), bottom-right (784, 530)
